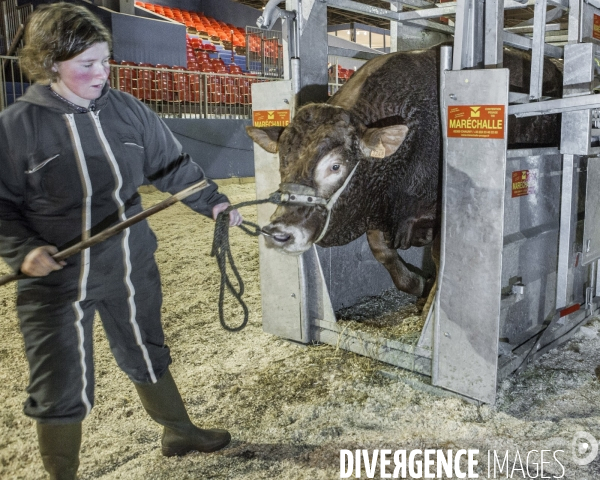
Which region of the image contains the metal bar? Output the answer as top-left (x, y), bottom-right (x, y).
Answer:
top-left (402, 19), bottom-right (455, 34)
top-left (397, 4), bottom-right (458, 21)
top-left (588, 261), bottom-right (597, 308)
top-left (547, 0), bottom-right (569, 10)
top-left (452, 0), bottom-right (484, 69)
top-left (500, 309), bottom-right (590, 378)
top-left (509, 94), bottom-right (600, 117)
top-left (506, 22), bottom-right (567, 33)
top-left (327, 0), bottom-right (402, 21)
top-left (503, 31), bottom-right (563, 58)
top-left (530, 0), bottom-right (548, 100)
top-left (452, 0), bottom-right (470, 70)
top-left (0, 55), bottom-right (4, 112)
top-left (471, 0), bottom-right (485, 68)
top-left (261, 37), bottom-right (265, 77)
top-left (568, 0), bottom-right (581, 43)
top-left (556, 154), bottom-right (576, 309)
top-left (506, 146), bottom-right (560, 157)
top-left (326, 0), bottom-right (457, 25)
top-left (314, 325), bottom-right (432, 375)
top-left (204, 74), bottom-right (209, 118)
top-left (485, 0), bottom-right (504, 67)
top-left (433, 45), bottom-right (453, 383)
top-left (596, 259), bottom-right (600, 297)
top-left (402, 0), bottom-right (537, 9)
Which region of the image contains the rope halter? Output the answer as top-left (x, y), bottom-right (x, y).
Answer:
top-left (271, 160), bottom-right (361, 244)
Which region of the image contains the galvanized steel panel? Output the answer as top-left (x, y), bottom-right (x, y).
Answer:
top-left (252, 81), bottom-right (306, 342)
top-left (582, 157), bottom-right (600, 265)
top-left (435, 68), bottom-right (509, 403)
top-left (317, 237), bottom-right (434, 311)
top-left (501, 152), bottom-right (562, 344)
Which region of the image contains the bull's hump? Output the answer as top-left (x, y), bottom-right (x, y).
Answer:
top-left (329, 50), bottom-right (438, 125)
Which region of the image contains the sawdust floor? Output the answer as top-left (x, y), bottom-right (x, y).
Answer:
top-left (1, 183), bottom-right (600, 479)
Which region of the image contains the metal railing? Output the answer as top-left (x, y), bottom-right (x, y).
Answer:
top-left (245, 27), bottom-right (284, 78)
top-left (1, 57), bottom-right (281, 120)
top-left (0, 0), bottom-right (31, 55)
top-left (0, 55), bottom-right (27, 111)
top-left (109, 63), bottom-right (279, 119)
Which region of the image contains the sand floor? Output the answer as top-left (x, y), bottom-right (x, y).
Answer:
top-left (1, 183), bottom-right (600, 479)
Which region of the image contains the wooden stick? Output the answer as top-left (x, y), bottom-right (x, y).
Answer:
top-left (0, 179), bottom-right (209, 286)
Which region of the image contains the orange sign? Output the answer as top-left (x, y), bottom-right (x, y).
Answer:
top-left (252, 110), bottom-right (291, 127)
top-left (512, 170), bottom-right (537, 198)
top-left (447, 105), bottom-right (505, 139)
top-left (594, 14), bottom-right (600, 40)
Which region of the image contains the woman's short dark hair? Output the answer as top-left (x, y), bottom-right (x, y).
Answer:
top-left (20, 2), bottom-right (112, 82)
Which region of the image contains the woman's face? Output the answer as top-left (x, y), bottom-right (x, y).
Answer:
top-left (52, 42), bottom-right (111, 108)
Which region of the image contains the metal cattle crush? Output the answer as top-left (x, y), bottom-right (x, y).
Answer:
top-left (250, 0), bottom-right (600, 404)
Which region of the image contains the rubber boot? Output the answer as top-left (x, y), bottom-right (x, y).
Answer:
top-left (36, 422), bottom-right (81, 480)
top-left (134, 370), bottom-right (231, 456)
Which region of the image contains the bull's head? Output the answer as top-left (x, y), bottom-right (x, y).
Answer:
top-left (247, 104), bottom-right (408, 254)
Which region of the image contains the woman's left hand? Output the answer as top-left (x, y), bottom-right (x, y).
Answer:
top-left (212, 202), bottom-right (243, 226)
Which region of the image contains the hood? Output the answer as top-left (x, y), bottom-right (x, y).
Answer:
top-left (17, 82), bottom-right (111, 114)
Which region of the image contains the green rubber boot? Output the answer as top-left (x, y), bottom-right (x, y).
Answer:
top-left (134, 370), bottom-right (231, 456)
top-left (36, 422), bottom-right (81, 480)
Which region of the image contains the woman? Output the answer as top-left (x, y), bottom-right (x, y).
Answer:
top-left (0, 3), bottom-right (242, 478)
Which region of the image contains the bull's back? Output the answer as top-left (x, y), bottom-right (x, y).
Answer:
top-left (329, 49), bottom-right (439, 129)
top-left (329, 48), bottom-right (561, 147)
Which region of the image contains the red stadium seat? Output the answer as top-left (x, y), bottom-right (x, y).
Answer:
top-left (118, 60), bottom-right (138, 96)
top-left (171, 66), bottom-right (191, 102)
top-left (137, 62), bottom-right (158, 101)
top-left (155, 64), bottom-right (174, 102)
top-left (222, 77), bottom-right (241, 105)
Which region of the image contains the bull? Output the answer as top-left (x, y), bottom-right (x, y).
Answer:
top-left (246, 48), bottom-right (561, 311)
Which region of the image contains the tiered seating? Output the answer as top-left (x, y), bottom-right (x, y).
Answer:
top-left (112, 54), bottom-right (258, 106)
top-left (134, 2), bottom-right (284, 76)
top-left (186, 36), bottom-right (245, 75)
top-left (120, 2), bottom-right (269, 105)
top-left (136, 2), bottom-right (246, 52)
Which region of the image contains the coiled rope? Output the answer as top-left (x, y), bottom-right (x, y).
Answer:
top-left (210, 194), bottom-right (281, 332)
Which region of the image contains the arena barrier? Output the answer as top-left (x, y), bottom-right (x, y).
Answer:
top-left (0, 57), bottom-right (281, 120)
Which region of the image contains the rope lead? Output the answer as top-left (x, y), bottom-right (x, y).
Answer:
top-left (210, 196), bottom-right (279, 331)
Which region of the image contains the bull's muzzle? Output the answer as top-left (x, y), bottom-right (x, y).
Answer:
top-left (260, 224), bottom-right (292, 244)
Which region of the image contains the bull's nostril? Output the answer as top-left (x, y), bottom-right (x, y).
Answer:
top-left (272, 234), bottom-right (291, 243)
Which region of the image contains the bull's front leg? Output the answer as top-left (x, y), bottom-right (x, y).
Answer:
top-left (420, 233), bottom-right (440, 317)
top-left (366, 229), bottom-right (431, 298)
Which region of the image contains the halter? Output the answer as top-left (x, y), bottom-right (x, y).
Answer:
top-left (273, 161), bottom-right (361, 244)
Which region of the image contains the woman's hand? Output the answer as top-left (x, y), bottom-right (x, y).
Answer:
top-left (21, 245), bottom-right (66, 277)
top-left (212, 202), bottom-right (243, 226)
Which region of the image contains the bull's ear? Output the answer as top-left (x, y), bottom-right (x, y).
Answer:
top-left (361, 125), bottom-right (409, 159)
top-left (245, 126), bottom-right (285, 153)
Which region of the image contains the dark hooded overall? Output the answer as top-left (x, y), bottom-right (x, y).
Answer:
top-left (0, 83), bottom-right (227, 423)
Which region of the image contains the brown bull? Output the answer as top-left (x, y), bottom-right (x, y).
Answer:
top-left (247, 48), bottom-right (561, 308)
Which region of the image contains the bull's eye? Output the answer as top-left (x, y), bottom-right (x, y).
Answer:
top-left (331, 164), bottom-right (340, 172)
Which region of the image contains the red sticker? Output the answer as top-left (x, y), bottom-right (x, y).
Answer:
top-left (447, 105), bottom-right (505, 139)
top-left (252, 110), bottom-right (290, 127)
top-left (512, 170), bottom-right (538, 198)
